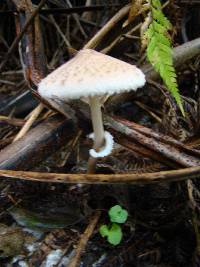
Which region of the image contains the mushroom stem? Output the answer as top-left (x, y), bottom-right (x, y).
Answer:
top-left (87, 96), bottom-right (105, 173)
top-left (89, 96), bottom-right (105, 150)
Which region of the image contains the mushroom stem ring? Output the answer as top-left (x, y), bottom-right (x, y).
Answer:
top-left (88, 131), bottom-right (114, 158)
top-left (89, 95), bottom-right (113, 158)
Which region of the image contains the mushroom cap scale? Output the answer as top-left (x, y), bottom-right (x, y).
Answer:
top-left (38, 49), bottom-right (145, 100)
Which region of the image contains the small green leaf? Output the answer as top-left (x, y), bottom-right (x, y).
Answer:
top-left (99, 224), bottom-right (110, 238)
top-left (107, 223), bottom-right (122, 246)
top-left (108, 205), bottom-right (128, 224)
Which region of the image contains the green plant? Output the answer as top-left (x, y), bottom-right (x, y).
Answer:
top-left (99, 205), bottom-right (128, 246)
top-left (145, 0), bottom-right (185, 116)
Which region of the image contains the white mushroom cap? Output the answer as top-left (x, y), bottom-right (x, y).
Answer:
top-left (38, 49), bottom-right (145, 100)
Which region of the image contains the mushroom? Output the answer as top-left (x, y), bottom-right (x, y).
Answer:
top-left (38, 49), bottom-right (146, 170)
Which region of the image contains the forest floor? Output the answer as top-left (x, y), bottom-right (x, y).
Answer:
top-left (0, 1), bottom-right (200, 266)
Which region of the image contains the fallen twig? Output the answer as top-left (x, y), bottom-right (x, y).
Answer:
top-left (13, 103), bottom-right (44, 142)
top-left (83, 4), bottom-right (130, 49)
top-left (106, 116), bottom-right (200, 167)
top-left (1, 165), bottom-right (200, 184)
top-left (113, 116), bottom-right (200, 157)
top-left (0, 115), bottom-right (75, 170)
top-left (0, 0), bottom-right (47, 73)
top-left (0, 5), bottom-right (122, 15)
top-left (68, 211), bottom-right (101, 267)
top-left (0, 115), bottom-right (25, 127)
top-left (112, 132), bottom-right (179, 168)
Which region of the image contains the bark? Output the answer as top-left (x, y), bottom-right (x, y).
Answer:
top-left (0, 115), bottom-right (75, 170)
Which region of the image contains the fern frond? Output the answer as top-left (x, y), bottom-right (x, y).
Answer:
top-left (145, 0), bottom-right (185, 116)
top-left (152, 8), bottom-right (171, 29)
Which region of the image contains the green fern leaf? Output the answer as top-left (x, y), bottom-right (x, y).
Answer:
top-left (152, 20), bottom-right (167, 34)
top-left (152, 0), bottom-right (162, 8)
top-left (152, 8), bottom-right (171, 29)
top-left (145, 0), bottom-right (184, 116)
top-left (154, 32), bottom-right (170, 46)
